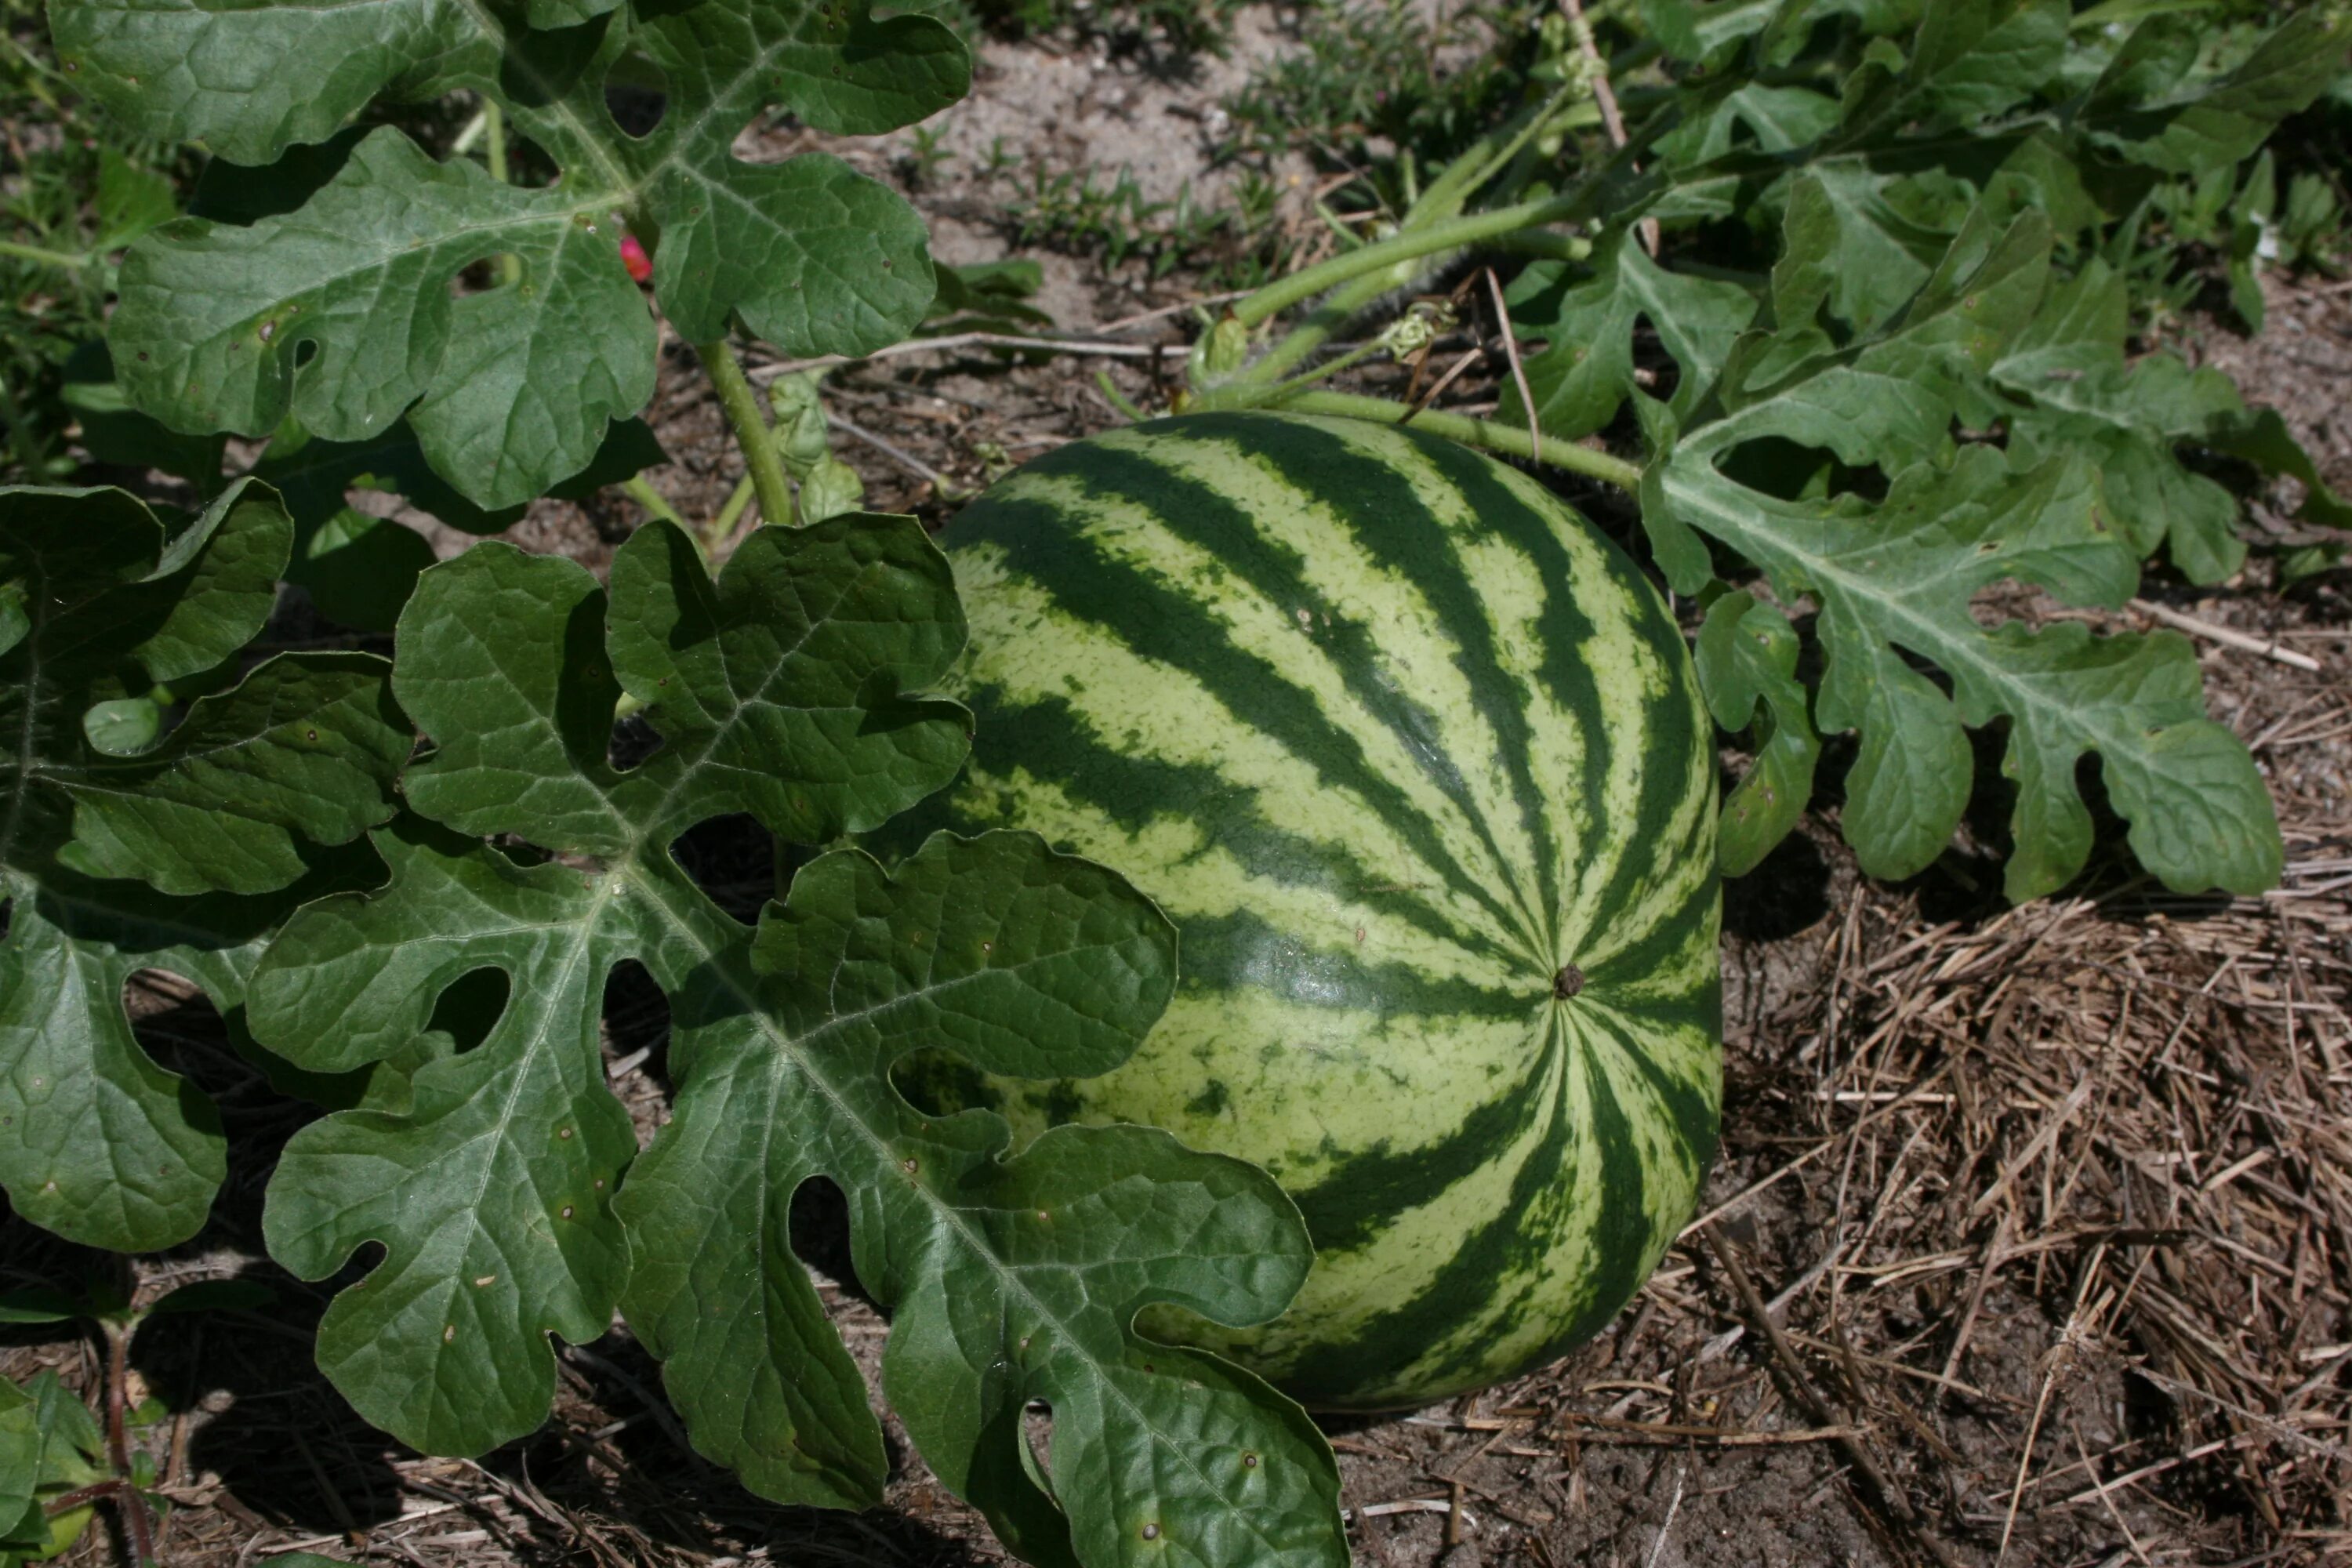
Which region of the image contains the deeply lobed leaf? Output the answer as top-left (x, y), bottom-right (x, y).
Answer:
top-left (0, 485), bottom-right (408, 1252)
top-left (1497, 0), bottom-right (2336, 897)
top-left (253, 516), bottom-right (967, 1452)
top-left (247, 511), bottom-right (1340, 1568)
top-left (1512, 4), bottom-right (2346, 583)
top-left (623, 834), bottom-right (1344, 1566)
top-left (59, 0), bottom-right (969, 506)
top-left (1646, 205), bottom-right (2283, 898)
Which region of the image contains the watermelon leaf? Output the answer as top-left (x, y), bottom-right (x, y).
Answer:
top-left (0, 485), bottom-right (408, 1252)
top-left (252, 516), bottom-right (968, 1454)
top-left (60, 0), bottom-right (969, 507)
top-left (1696, 592), bottom-right (1819, 878)
top-left (248, 511), bottom-right (1341, 1568)
top-left (1507, 5), bottom-right (2346, 584)
top-left (1985, 259), bottom-right (2256, 585)
top-left (621, 833), bottom-right (1341, 1567)
top-left (1501, 231), bottom-right (1758, 439)
top-left (1647, 204), bottom-right (2282, 900)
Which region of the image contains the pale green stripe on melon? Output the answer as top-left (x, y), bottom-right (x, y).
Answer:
top-left (1232, 1010), bottom-right (1580, 1381)
top-left (929, 408), bottom-right (1722, 1410)
top-left (1129, 424), bottom-right (1551, 947)
top-left (1356, 1015), bottom-right (1708, 1399)
top-left (1254, 1011), bottom-right (1652, 1400)
top-left (1577, 1011), bottom-right (1709, 1234)
top-left (1445, 521), bottom-right (1598, 913)
top-left (1052, 991), bottom-right (1552, 1190)
top-left (952, 533), bottom-right (1531, 977)
top-left (974, 451), bottom-right (1534, 957)
top-left (1581, 1000), bottom-right (1716, 1103)
top-left (940, 746), bottom-right (1526, 996)
top-left (1465, 459), bottom-right (1709, 961)
top-left (1578, 779), bottom-right (1715, 977)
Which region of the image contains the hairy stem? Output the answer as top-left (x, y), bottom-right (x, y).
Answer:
top-left (1229, 195), bottom-right (1589, 387)
top-left (482, 101), bottom-right (524, 288)
top-left (1269, 390), bottom-right (1642, 492)
top-left (0, 236), bottom-right (95, 270)
top-left (101, 1322), bottom-right (156, 1566)
top-left (1254, 334), bottom-right (1399, 401)
top-left (1421, 86), bottom-right (1578, 221)
top-left (1231, 194), bottom-right (1584, 331)
top-left (45, 1479), bottom-right (129, 1515)
top-left (698, 339), bottom-right (796, 531)
top-left (619, 473), bottom-right (688, 534)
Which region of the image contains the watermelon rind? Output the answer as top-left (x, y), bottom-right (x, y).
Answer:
top-left (902, 411), bottom-right (1722, 1412)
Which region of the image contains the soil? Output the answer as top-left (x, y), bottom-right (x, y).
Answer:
top-left (5, 16), bottom-right (2350, 1568)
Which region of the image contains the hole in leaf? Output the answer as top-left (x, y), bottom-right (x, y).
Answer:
top-left (292, 339), bottom-right (319, 369)
top-left (447, 253), bottom-right (517, 298)
top-left (602, 959), bottom-right (670, 1088)
top-left (1630, 311), bottom-right (1682, 406)
top-left (604, 52), bottom-right (668, 139)
top-left (609, 709), bottom-right (661, 771)
top-left (888, 1047), bottom-right (1000, 1121)
top-left (1022, 1400), bottom-right (1056, 1494)
top-left (1714, 436), bottom-right (1886, 504)
top-left (664, 812), bottom-right (778, 926)
top-left (789, 1175), bottom-right (882, 1310)
top-left (428, 966), bottom-right (510, 1055)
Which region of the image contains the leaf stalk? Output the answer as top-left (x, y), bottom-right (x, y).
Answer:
top-left (101, 1319), bottom-right (158, 1566)
top-left (698, 339), bottom-right (797, 532)
top-left (481, 100), bottom-right (524, 289)
top-left (1227, 193), bottom-right (1588, 334)
top-left (1262, 390), bottom-right (1642, 492)
top-left (0, 236), bottom-right (98, 270)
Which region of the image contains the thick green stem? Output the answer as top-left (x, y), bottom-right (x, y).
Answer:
top-left (483, 100), bottom-right (523, 287)
top-left (1420, 88), bottom-right (1577, 221)
top-left (1230, 195), bottom-right (1589, 387)
top-left (1272, 390), bottom-right (1642, 492)
top-left (698, 339), bottom-right (796, 531)
top-left (1230, 194), bottom-right (1584, 330)
top-left (1490, 230), bottom-right (1595, 261)
top-left (620, 473), bottom-right (689, 532)
top-left (1255, 334), bottom-right (1397, 400)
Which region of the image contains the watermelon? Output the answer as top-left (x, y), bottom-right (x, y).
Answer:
top-left (908, 411), bottom-right (1720, 1411)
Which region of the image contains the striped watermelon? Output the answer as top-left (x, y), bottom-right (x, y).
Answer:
top-left (908, 411), bottom-right (1720, 1411)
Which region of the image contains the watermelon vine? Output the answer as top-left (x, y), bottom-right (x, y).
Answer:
top-left (0, 0), bottom-right (2344, 1564)
top-left (1184, 2), bottom-right (2350, 901)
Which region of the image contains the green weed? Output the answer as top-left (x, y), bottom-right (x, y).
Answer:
top-left (1218, 0), bottom-right (1541, 183)
top-left (1002, 162), bottom-right (1294, 289)
top-left (2, 0), bottom-right (183, 481)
